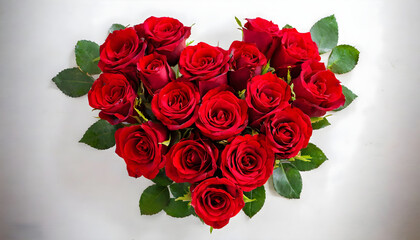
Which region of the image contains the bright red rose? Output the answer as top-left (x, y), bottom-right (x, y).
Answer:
top-left (246, 72), bottom-right (291, 125)
top-left (135, 16), bottom-right (191, 66)
top-left (220, 134), bottom-right (274, 191)
top-left (261, 105), bottom-right (312, 159)
top-left (88, 73), bottom-right (137, 125)
top-left (178, 42), bottom-right (229, 95)
top-left (191, 177), bottom-right (244, 229)
top-left (292, 60), bottom-right (345, 117)
top-left (137, 52), bottom-right (175, 95)
top-left (151, 81), bottom-right (200, 130)
top-left (115, 122), bottom-right (168, 179)
top-left (271, 28), bottom-right (320, 78)
top-left (196, 85), bottom-right (248, 140)
top-left (242, 17), bottom-right (280, 59)
top-left (228, 41), bottom-right (267, 91)
top-left (98, 27), bottom-right (147, 78)
top-left (165, 133), bottom-right (218, 183)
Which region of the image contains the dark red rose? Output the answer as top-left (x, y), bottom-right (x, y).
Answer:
top-left (88, 73), bottom-right (137, 125)
top-left (151, 81), bottom-right (200, 130)
top-left (292, 60), bottom-right (345, 117)
top-left (220, 134), bottom-right (274, 191)
top-left (135, 16), bottom-right (191, 66)
top-left (137, 52), bottom-right (175, 95)
top-left (261, 105), bottom-right (312, 159)
top-left (246, 72), bottom-right (291, 125)
top-left (196, 85), bottom-right (248, 140)
top-left (98, 27), bottom-right (147, 77)
top-left (178, 42), bottom-right (229, 95)
top-left (242, 17), bottom-right (280, 59)
top-left (191, 177), bottom-right (244, 229)
top-left (165, 134), bottom-right (218, 183)
top-left (271, 28), bottom-right (320, 78)
top-left (115, 122), bottom-right (168, 179)
top-left (228, 41), bottom-right (267, 91)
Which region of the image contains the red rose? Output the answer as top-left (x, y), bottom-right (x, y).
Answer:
top-left (135, 16), bottom-right (191, 66)
top-left (179, 42), bottom-right (229, 95)
top-left (137, 52), bottom-right (175, 95)
top-left (220, 134), bottom-right (274, 191)
top-left (271, 28), bottom-right (320, 78)
top-left (88, 73), bottom-right (137, 125)
top-left (261, 105), bottom-right (312, 159)
top-left (191, 177), bottom-right (244, 229)
top-left (98, 27), bottom-right (147, 77)
top-left (115, 122), bottom-right (168, 179)
top-left (242, 17), bottom-right (280, 59)
top-left (292, 60), bottom-right (345, 117)
top-left (246, 72), bottom-right (291, 125)
top-left (228, 41), bottom-right (267, 91)
top-left (151, 81), bottom-right (200, 130)
top-left (165, 133), bottom-right (218, 183)
top-left (196, 85), bottom-right (248, 140)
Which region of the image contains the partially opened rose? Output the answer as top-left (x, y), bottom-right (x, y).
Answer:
top-left (242, 17), bottom-right (280, 59)
top-left (115, 122), bottom-right (168, 179)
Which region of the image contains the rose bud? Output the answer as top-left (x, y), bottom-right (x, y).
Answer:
top-left (88, 73), bottom-right (137, 125)
top-left (292, 60), bottom-right (345, 117)
top-left (260, 105), bottom-right (312, 159)
top-left (137, 52), bottom-right (175, 95)
top-left (178, 42), bottom-right (229, 95)
top-left (115, 122), bottom-right (168, 179)
top-left (246, 72), bottom-right (291, 125)
top-left (220, 134), bottom-right (275, 191)
top-left (165, 133), bottom-right (218, 183)
top-left (242, 17), bottom-right (281, 59)
top-left (135, 16), bottom-right (191, 65)
top-left (196, 85), bottom-right (248, 140)
top-left (191, 177), bottom-right (244, 229)
top-left (271, 28), bottom-right (320, 78)
top-left (151, 81), bottom-right (200, 130)
top-left (228, 41), bottom-right (267, 91)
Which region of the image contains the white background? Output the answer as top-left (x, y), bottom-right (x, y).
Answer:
top-left (1, 0), bottom-right (419, 239)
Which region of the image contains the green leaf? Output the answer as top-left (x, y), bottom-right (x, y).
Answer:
top-left (52, 68), bottom-right (94, 97)
top-left (75, 40), bottom-right (101, 75)
top-left (283, 24), bottom-right (293, 29)
top-left (327, 45), bottom-right (360, 74)
top-left (243, 186), bottom-right (266, 218)
top-left (235, 16), bottom-right (243, 28)
top-left (79, 119), bottom-right (120, 150)
top-left (293, 143), bottom-right (328, 171)
top-left (334, 85), bottom-right (358, 111)
top-left (108, 23), bottom-right (126, 33)
top-left (273, 163), bottom-right (302, 199)
top-left (310, 15), bottom-right (338, 54)
top-left (139, 184), bottom-right (170, 215)
top-left (164, 198), bottom-right (194, 218)
top-left (151, 169), bottom-right (173, 186)
top-left (169, 182), bottom-right (190, 198)
top-left (311, 117), bottom-right (331, 130)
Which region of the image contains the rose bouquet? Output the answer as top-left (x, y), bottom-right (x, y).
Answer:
top-left (53, 15), bottom-right (359, 230)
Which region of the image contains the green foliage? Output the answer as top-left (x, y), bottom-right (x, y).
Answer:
top-left (310, 15), bottom-right (338, 54)
top-left (334, 85), bottom-right (358, 111)
top-left (243, 186), bottom-right (266, 218)
top-left (79, 120), bottom-right (120, 150)
top-left (139, 184), bottom-right (170, 215)
top-left (328, 45), bottom-right (360, 74)
top-left (164, 198), bottom-right (194, 218)
top-left (75, 40), bottom-right (101, 75)
top-left (292, 143), bottom-right (328, 171)
top-left (151, 169), bottom-right (173, 186)
top-left (273, 163), bottom-right (302, 199)
top-left (108, 23), bottom-right (126, 33)
top-left (52, 68), bottom-right (93, 97)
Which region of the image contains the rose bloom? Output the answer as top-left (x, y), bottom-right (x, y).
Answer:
top-left (178, 42), bottom-right (229, 95)
top-left (88, 73), bottom-right (137, 125)
top-left (242, 17), bottom-right (280, 59)
top-left (261, 105), bottom-right (312, 159)
top-left (115, 122), bottom-right (168, 179)
top-left (271, 28), bottom-right (320, 78)
top-left (228, 41), bottom-right (267, 91)
top-left (137, 52), bottom-right (175, 95)
top-left (191, 177), bottom-right (244, 229)
top-left (165, 133), bottom-right (218, 183)
top-left (135, 16), bottom-right (191, 66)
top-left (292, 60), bottom-right (345, 117)
top-left (151, 81), bottom-right (200, 130)
top-left (220, 134), bottom-right (274, 191)
top-left (246, 72), bottom-right (291, 125)
top-left (196, 85), bottom-right (248, 140)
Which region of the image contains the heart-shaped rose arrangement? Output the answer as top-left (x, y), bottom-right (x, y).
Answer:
top-left (53, 15), bottom-right (359, 230)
